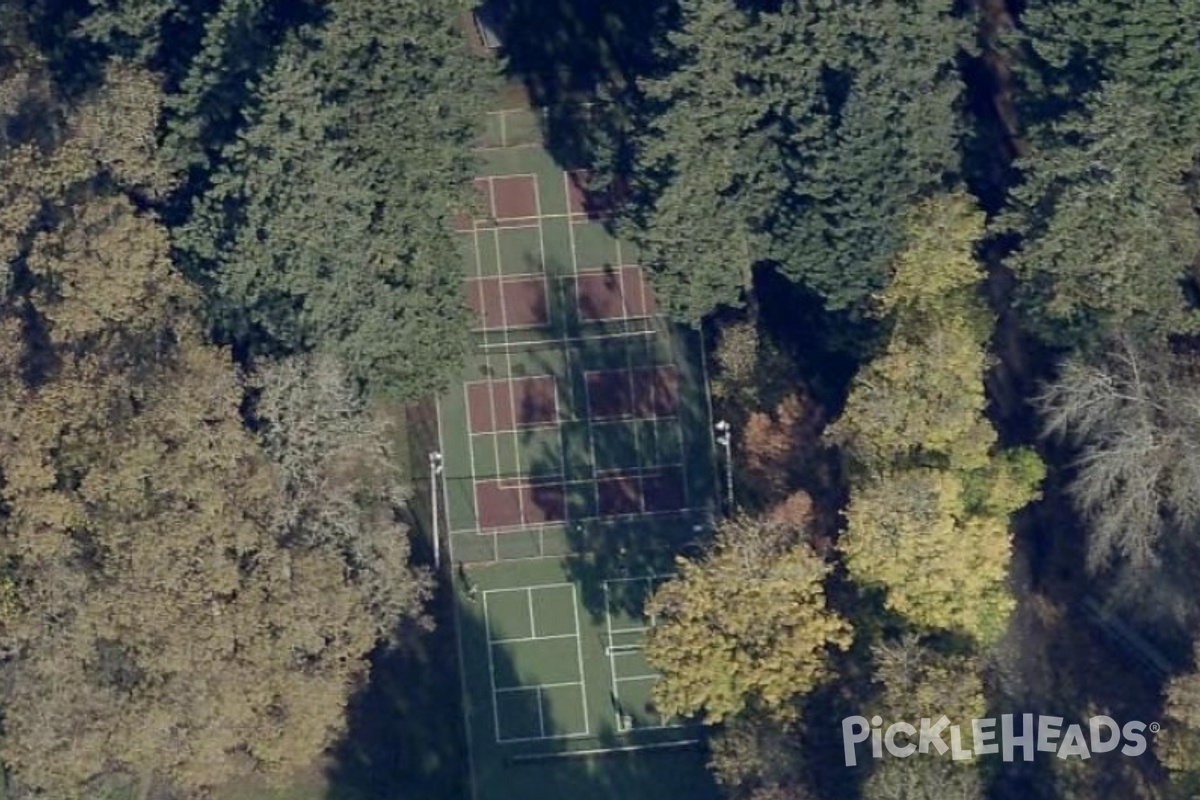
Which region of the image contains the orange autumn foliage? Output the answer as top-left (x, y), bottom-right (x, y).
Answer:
top-left (740, 392), bottom-right (824, 504)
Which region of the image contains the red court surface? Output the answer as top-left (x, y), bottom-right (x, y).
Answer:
top-left (467, 376), bottom-right (559, 434)
top-left (475, 479), bottom-right (566, 529)
top-left (642, 468), bottom-right (687, 513)
top-left (596, 468), bottom-right (686, 516)
top-left (575, 265), bottom-right (657, 321)
top-left (586, 365), bottom-right (680, 420)
top-left (492, 175), bottom-right (539, 220)
top-left (466, 276), bottom-right (549, 329)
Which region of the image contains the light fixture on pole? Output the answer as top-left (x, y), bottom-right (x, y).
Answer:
top-left (714, 419), bottom-right (734, 514)
top-left (429, 451), bottom-right (444, 569)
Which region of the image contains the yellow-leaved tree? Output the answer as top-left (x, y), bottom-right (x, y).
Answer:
top-left (832, 193), bottom-right (1044, 641)
top-left (644, 516), bottom-right (851, 724)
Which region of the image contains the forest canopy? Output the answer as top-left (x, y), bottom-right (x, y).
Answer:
top-left (3, 1), bottom-right (1200, 799)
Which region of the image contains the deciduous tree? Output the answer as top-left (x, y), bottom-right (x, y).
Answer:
top-left (0, 61), bottom-right (427, 797)
top-left (833, 195), bottom-right (1043, 640)
top-left (645, 515), bottom-right (850, 724)
top-left (1037, 338), bottom-right (1200, 573)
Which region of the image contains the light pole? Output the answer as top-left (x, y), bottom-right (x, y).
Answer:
top-left (714, 419), bottom-right (733, 515)
top-left (429, 451), bottom-right (444, 569)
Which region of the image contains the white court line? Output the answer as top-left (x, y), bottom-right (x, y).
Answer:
top-left (531, 168), bottom-right (549, 283)
top-left (618, 301), bottom-right (646, 511)
top-left (563, 178), bottom-right (602, 519)
top-left (482, 592), bottom-right (503, 742)
top-left (495, 680), bottom-right (584, 694)
top-left (450, 499), bottom-right (707, 535)
top-left (477, 326), bottom-right (657, 352)
top-left (484, 176), bottom-right (497, 220)
top-left (449, 504), bottom-right (710, 537)
top-left (615, 240), bottom-right (632, 324)
top-left (592, 464), bottom-right (685, 480)
top-left (489, 228), bottom-right (528, 528)
top-left (464, 219), bottom-right (542, 231)
top-left (548, 177), bottom-right (576, 525)
top-left (536, 686), bottom-right (545, 737)
top-left (604, 574), bottom-right (674, 585)
top-left (693, 327), bottom-right (718, 513)
top-left (498, 729), bottom-right (592, 745)
top-left (490, 632), bottom-right (580, 646)
top-left (464, 373), bottom-right (556, 388)
top-left (483, 582), bottom-right (574, 598)
top-left (520, 177), bottom-right (561, 509)
top-left (571, 584), bottom-right (590, 735)
top-left (603, 582), bottom-right (620, 727)
top-left (527, 587), bottom-right (537, 638)
top-left (608, 626), bottom-right (652, 637)
top-left (465, 229), bottom-right (490, 536)
top-left (669, 366), bottom-right (690, 509)
top-left (474, 143), bottom-right (543, 154)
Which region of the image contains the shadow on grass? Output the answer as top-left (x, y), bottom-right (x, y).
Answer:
top-left (323, 512), bottom-right (469, 800)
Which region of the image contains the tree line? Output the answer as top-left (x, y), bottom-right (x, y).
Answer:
top-left (0, 0), bottom-right (489, 795)
top-left (4, 0), bottom-right (1200, 799)
top-left (611, 2), bottom-right (1200, 800)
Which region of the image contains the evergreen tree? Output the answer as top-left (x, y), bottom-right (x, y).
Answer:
top-left (613, 0), bottom-right (970, 321)
top-left (179, 0), bottom-right (494, 398)
top-left (1018, 0), bottom-right (1200, 146)
top-left (1004, 1), bottom-right (1200, 349)
top-left (1000, 83), bottom-right (1200, 347)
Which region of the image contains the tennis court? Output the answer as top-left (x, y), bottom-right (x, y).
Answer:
top-left (435, 108), bottom-right (720, 800)
top-left (455, 558), bottom-right (714, 800)
top-left (603, 575), bottom-right (682, 732)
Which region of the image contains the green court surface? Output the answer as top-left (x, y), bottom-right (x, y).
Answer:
top-left (453, 558), bottom-right (718, 800)
top-left (437, 110), bottom-right (721, 800)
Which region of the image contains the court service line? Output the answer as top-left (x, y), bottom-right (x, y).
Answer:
top-left (490, 632), bottom-right (580, 646)
top-left (466, 227), bottom-right (490, 535)
top-left (562, 172), bottom-right (601, 517)
top-left (490, 223), bottom-right (527, 527)
top-left (482, 592), bottom-right (504, 743)
top-left (494, 680), bottom-right (584, 694)
top-left (571, 585), bottom-right (591, 736)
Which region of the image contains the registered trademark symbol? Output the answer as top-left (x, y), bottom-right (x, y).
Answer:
top-left (1150, 722), bottom-right (1161, 734)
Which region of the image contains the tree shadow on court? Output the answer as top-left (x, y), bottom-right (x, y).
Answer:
top-left (498, 330), bottom-right (712, 619)
top-left (325, 561), bottom-right (717, 800)
top-left (565, 515), bottom-right (709, 625)
top-left (493, 0), bottom-right (680, 170)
